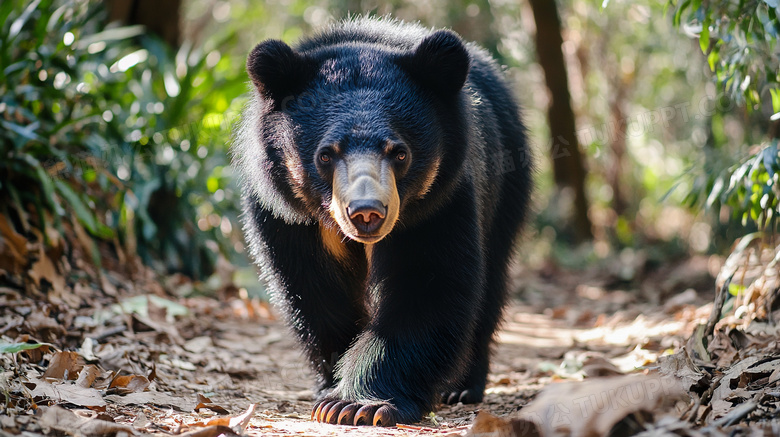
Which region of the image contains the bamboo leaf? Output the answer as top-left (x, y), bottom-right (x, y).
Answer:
top-left (0, 342), bottom-right (48, 354)
top-left (771, 88), bottom-right (780, 113)
top-left (674, 0), bottom-right (691, 27)
top-left (700, 18), bottom-right (711, 53)
top-left (53, 179), bottom-right (98, 235)
top-left (8, 0), bottom-right (41, 40)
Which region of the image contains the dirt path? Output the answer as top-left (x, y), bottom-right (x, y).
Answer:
top-left (2, 258), bottom-right (723, 436)
top-left (94, 297), bottom-right (706, 436)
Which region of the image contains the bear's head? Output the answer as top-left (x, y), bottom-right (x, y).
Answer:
top-left (246, 29), bottom-right (470, 244)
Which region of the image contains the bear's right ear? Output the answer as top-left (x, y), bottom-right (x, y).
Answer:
top-left (246, 40), bottom-right (315, 103)
top-left (396, 30), bottom-right (470, 97)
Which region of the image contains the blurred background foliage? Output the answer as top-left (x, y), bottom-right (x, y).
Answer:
top-left (1, 0), bottom-right (779, 309)
top-left (1, 0), bottom-right (246, 282)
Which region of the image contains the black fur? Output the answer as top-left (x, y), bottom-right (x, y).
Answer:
top-left (233, 17), bottom-right (533, 425)
top-left (395, 30), bottom-right (471, 96)
top-left (246, 39), bottom-right (317, 104)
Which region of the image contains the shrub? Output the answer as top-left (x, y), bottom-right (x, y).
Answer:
top-left (0, 0), bottom-right (246, 280)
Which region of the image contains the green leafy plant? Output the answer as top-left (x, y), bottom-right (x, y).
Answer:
top-left (666, 0), bottom-right (780, 112)
top-left (678, 139), bottom-right (778, 251)
top-left (1, 0), bottom-right (246, 279)
top-left (0, 342), bottom-right (48, 354)
top-left (655, 0), bottom-right (780, 246)
top-left (702, 140), bottom-right (780, 229)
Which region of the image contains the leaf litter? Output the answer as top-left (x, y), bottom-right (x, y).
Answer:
top-left (2, 229), bottom-right (780, 436)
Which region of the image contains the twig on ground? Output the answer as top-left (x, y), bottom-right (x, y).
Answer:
top-left (705, 274), bottom-right (733, 339)
top-left (711, 400), bottom-right (758, 427)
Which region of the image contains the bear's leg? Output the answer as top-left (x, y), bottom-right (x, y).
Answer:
top-left (441, 255), bottom-right (508, 405)
top-left (312, 186), bottom-right (484, 426)
top-left (244, 200), bottom-right (368, 394)
top-left (442, 187), bottom-right (527, 405)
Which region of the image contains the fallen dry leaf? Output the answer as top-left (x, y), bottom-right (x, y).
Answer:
top-left (707, 355), bottom-right (780, 420)
top-left (194, 393), bottom-right (230, 414)
top-left (39, 405), bottom-right (136, 437)
top-left (22, 310), bottom-right (66, 340)
top-left (43, 351), bottom-right (84, 381)
top-left (636, 415), bottom-right (729, 436)
top-left (76, 364), bottom-right (100, 388)
top-left (0, 213), bottom-right (28, 274)
top-left (129, 312), bottom-right (185, 345)
top-left (104, 391), bottom-right (195, 411)
top-left (710, 399), bottom-right (759, 427)
top-left (467, 410), bottom-right (540, 437)
top-left (31, 379), bottom-right (106, 408)
top-left (582, 356), bottom-right (624, 378)
top-left (710, 355), bottom-right (762, 407)
top-left (75, 365), bottom-right (101, 388)
top-left (518, 374), bottom-right (687, 437)
top-left (28, 250), bottom-right (68, 303)
top-left (184, 336), bottom-right (214, 354)
top-left (707, 329), bottom-right (739, 368)
top-left (108, 374), bottom-right (150, 394)
top-left (132, 411), bottom-right (149, 430)
top-left (657, 347), bottom-right (710, 394)
top-left (190, 403), bottom-right (257, 432)
top-left (222, 403), bottom-right (256, 431)
top-left (177, 425), bottom-right (241, 437)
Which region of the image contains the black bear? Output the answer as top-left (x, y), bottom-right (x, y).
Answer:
top-left (233, 17), bottom-right (532, 426)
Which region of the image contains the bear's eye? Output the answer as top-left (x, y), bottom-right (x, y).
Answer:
top-left (396, 151), bottom-right (407, 162)
top-left (319, 152), bottom-right (331, 164)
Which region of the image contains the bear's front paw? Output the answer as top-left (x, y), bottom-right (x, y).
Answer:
top-left (311, 398), bottom-right (398, 426)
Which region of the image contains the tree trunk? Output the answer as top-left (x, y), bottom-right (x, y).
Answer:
top-left (607, 84), bottom-right (629, 217)
top-left (108, 0), bottom-right (182, 48)
top-left (528, 0), bottom-right (593, 242)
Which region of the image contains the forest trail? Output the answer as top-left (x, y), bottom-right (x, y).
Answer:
top-left (6, 257), bottom-right (746, 437)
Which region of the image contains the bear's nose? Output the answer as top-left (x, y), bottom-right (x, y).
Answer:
top-left (347, 200), bottom-right (386, 234)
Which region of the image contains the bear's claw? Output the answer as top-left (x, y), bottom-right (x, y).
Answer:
top-left (373, 405), bottom-right (397, 426)
top-left (337, 403), bottom-right (359, 425)
top-left (354, 405), bottom-right (379, 425)
top-left (312, 399), bottom-right (398, 426)
top-left (441, 389), bottom-right (482, 405)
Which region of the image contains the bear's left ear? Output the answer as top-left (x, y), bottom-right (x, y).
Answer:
top-left (247, 40), bottom-right (316, 103)
top-left (396, 30), bottom-right (470, 96)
